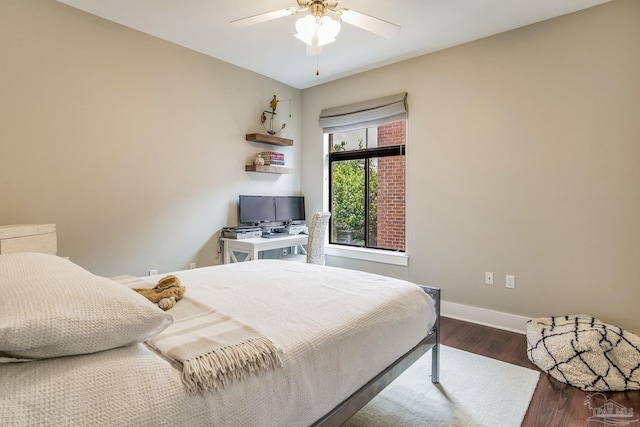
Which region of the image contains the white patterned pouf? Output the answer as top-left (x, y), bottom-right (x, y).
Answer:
top-left (526, 315), bottom-right (640, 391)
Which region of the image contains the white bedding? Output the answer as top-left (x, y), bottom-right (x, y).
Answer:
top-left (0, 260), bottom-right (436, 427)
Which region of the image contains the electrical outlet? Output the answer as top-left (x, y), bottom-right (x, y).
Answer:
top-left (189, 263), bottom-right (196, 270)
top-left (485, 272), bottom-right (494, 285)
top-left (506, 274), bottom-right (515, 289)
top-left (148, 269), bottom-right (158, 276)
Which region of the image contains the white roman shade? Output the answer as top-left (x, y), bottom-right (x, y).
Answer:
top-left (318, 92), bottom-right (407, 133)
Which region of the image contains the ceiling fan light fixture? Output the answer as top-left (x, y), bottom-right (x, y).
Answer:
top-left (295, 15), bottom-right (340, 47)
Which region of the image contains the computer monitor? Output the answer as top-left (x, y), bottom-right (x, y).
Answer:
top-left (275, 196), bottom-right (305, 223)
top-left (238, 195), bottom-right (276, 225)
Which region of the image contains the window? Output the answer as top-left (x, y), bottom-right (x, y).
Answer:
top-left (320, 93), bottom-right (407, 253)
top-left (329, 123), bottom-right (406, 251)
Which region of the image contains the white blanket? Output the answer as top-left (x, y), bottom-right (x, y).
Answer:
top-left (0, 260), bottom-right (436, 427)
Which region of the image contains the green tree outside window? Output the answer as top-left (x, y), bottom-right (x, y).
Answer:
top-left (331, 140), bottom-right (378, 246)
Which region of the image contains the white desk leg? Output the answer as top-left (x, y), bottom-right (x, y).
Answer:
top-left (251, 246), bottom-right (259, 261)
top-left (223, 241), bottom-right (230, 264)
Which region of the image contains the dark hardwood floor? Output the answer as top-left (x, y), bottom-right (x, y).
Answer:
top-left (440, 317), bottom-right (640, 426)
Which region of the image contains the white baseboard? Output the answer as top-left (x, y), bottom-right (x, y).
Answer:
top-left (441, 301), bottom-right (530, 335)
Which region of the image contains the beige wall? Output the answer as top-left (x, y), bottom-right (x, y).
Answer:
top-left (2, 0), bottom-right (638, 333)
top-left (302, 0), bottom-right (640, 333)
top-left (0, 0), bottom-right (302, 276)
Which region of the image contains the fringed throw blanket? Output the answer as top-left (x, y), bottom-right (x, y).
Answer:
top-left (114, 276), bottom-right (283, 395)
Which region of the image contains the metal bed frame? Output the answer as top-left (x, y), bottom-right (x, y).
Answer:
top-left (313, 285), bottom-right (441, 427)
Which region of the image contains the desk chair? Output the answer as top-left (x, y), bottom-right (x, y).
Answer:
top-left (283, 211), bottom-right (331, 265)
top-left (305, 211), bottom-right (331, 265)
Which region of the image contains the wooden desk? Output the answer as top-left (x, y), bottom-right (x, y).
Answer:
top-left (221, 234), bottom-right (308, 264)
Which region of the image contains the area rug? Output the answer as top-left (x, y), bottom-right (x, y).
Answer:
top-left (344, 345), bottom-right (540, 427)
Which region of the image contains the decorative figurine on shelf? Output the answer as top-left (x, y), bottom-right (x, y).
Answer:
top-left (254, 154), bottom-right (265, 166)
top-left (260, 94), bottom-right (287, 135)
top-left (269, 94), bottom-right (279, 111)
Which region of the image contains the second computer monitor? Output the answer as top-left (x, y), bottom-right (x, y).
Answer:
top-left (274, 196), bottom-right (305, 223)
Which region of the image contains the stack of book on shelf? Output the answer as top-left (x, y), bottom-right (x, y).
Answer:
top-left (261, 151), bottom-right (285, 166)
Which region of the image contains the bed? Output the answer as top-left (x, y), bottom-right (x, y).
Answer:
top-left (0, 252), bottom-right (440, 427)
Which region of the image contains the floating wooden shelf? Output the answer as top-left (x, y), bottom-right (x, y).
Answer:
top-left (245, 165), bottom-right (293, 174)
top-left (245, 133), bottom-right (293, 146)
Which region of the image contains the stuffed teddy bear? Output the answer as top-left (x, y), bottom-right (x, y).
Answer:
top-left (132, 275), bottom-right (186, 310)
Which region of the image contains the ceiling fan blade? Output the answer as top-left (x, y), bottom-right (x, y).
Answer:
top-left (337, 9), bottom-right (400, 38)
top-left (230, 8), bottom-right (297, 28)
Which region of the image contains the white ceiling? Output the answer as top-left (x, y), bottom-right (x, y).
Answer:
top-left (57, 0), bottom-right (612, 89)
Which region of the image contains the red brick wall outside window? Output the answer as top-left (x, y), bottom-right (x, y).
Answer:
top-left (376, 122), bottom-right (406, 251)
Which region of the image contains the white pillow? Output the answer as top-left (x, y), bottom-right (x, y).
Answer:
top-left (0, 253), bottom-right (173, 360)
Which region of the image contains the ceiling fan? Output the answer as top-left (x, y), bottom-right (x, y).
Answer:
top-left (230, 1), bottom-right (401, 44)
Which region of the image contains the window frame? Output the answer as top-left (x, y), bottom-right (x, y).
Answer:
top-left (327, 124), bottom-right (406, 252)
